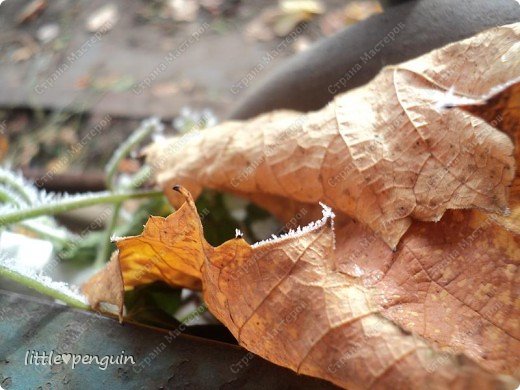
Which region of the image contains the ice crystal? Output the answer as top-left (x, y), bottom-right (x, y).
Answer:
top-left (252, 203), bottom-right (335, 249)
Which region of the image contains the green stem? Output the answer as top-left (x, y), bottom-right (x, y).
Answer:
top-left (0, 189), bottom-right (163, 226)
top-left (0, 265), bottom-right (90, 310)
top-left (0, 188), bottom-right (19, 204)
top-left (95, 202), bottom-right (121, 267)
top-left (20, 221), bottom-right (73, 246)
top-left (128, 165), bottom-right (152, 189)
top-left (0, 175), bottom-right (33, 205)
top-left (105, 124), bottom-right (156, 189)
top-left (95, 166), bottom-right (153, 266)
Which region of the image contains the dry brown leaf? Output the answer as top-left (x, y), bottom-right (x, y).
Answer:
top-left (321, 1), bottom-right (382, 36)
top-left (0, 135), bottom-right (9, 162)
top-left (82, 252), bottom-right (124, 321)
top-left (342, 1), bottom-right (381, 23)
top-left (245, 0), bottom-right (324, 41)
top-left (336, 210), bottom-right (520, 377)
top-left (16, 0), bottom-right (47, 24)
top-left (146, 23), bottom-right (519, 249)
top-left (84, 186), bottom-right (519, 389)
top-left (462, 83), bottom-right (520, 234)
top-left (83, 24), bottom-right (520, 389)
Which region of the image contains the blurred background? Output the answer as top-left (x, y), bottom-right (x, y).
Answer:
top-left (0, 0), bottom-right (382, 166)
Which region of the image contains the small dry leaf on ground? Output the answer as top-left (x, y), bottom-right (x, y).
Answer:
top-left (246, 0), bottom-right (324, 41)
top-left (321, 1), bottom-right (382, 36)
top-left (84, 23), bottom-right (520, 389)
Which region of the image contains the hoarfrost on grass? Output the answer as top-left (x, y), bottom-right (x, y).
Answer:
top-left (0, 167), bottom-right (118, 221)
top-left (0, 253), bottom-right (88, 305)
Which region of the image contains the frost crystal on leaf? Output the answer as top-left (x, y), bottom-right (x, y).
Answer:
top-left (252, 203), bottom-right (335, 248)
top-left (433, 76), bottom-right (520, 113)
top-left (432, 86), bottom-right (482, 112)
top-left (111, 235), bottom-right (125, 242)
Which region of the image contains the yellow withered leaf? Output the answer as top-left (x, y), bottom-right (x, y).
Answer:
top-left (82, 186), bottom-right (205, 320)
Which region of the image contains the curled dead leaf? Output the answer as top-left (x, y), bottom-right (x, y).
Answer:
top-left (146, 23), bottom-right (519, 249)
